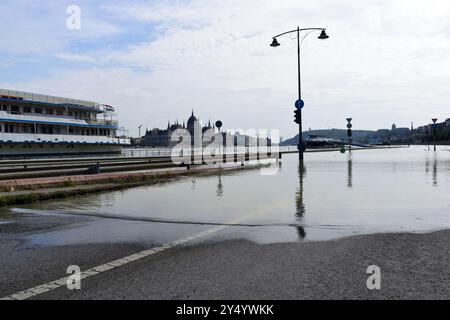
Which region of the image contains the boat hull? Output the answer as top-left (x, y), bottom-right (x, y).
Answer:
top-left (0, 142), bottom-right (124, 158)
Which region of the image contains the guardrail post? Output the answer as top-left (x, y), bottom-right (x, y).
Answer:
top-left (223, 147), bottom-right (227, 164)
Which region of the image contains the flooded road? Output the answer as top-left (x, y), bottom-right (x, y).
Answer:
top-left (4, 146), bottom-right (450, 246)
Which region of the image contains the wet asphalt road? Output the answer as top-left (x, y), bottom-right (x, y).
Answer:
top-left (1, 213), bottom-right (450, 300)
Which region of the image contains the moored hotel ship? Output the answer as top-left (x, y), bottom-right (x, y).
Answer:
top-left (0, 89), bottom-right (130, 157)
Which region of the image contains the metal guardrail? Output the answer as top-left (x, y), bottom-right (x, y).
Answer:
top-left (0, 145), bottom-right (408, 180)
top-left (121, 146), bottom-right (298, 158)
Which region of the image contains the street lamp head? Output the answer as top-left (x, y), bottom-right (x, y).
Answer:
top-left (318, 29), bottom-right (329, 40)
top-left (270, 38), bottom-right (280, 47)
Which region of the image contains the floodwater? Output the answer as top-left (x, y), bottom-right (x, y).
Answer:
top-left (5, 146), bottom-right (450, 246)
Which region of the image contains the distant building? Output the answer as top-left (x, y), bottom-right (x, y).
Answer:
top-left (142, 111), bottom-right (214, 147)
top-left (142, 110), bottom-right (271, 148)
top-left (391, 127), bottom-right (410, 136)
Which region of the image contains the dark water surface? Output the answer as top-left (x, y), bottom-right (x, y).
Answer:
top-left (6, 146), bottom-right (450, 246)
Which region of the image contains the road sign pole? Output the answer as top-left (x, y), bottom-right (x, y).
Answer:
top-left (432, 118), bottom-right (438, 152)
top-left (346, 118), bottom-right (353, 153)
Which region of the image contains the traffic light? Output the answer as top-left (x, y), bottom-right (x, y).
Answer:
top-left (347, 129), bottom-right (352, 137)
top-left (294, 109), bottom-right (300, 124)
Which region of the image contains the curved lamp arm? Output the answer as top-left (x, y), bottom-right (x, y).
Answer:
top-left (272, 27), bottom-right (326, 39)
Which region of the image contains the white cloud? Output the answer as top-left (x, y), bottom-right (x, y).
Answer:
top-left (2, 0), bottom-right (450, 137)
top-left (0, 1), bottom-right (122, 55)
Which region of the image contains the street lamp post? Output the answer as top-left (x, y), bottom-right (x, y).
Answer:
top-left (271, 27), bottom-right (329, 161)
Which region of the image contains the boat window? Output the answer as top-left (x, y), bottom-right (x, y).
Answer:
top-left (23, 106), bottom-right (32, 113)
top-left (5, 124), bottom-right (14, 133)
top-left (11, 106), bottom-right (20, 114)
top-left (35, 108), bottom-right (42, 114)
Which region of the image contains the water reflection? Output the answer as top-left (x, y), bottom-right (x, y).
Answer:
top-left (295, 161), bottom-right (306, 239)
top-left (347, 154), bottom-right (353, 188)
top-left (433, 155), bottom-right (438, 187)
top-left (8, 147), bottom-right (450, 245)
top-left (216, 174), bottom-right (224, 197)
top-left (425, 154), bottom-right (439, 187)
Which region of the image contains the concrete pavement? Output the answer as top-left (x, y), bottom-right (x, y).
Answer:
top-left (1, 211), bottom-right (450, 300)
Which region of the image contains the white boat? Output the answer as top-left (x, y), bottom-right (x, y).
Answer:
top-left (0, 89), bottom-right (130, 157)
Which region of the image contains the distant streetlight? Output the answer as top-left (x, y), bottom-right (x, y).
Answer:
top-left (270, 27), bottom-right (329, 161)
top-left (432, 118), bottom-right (438, 151)
top-left (215, 120), bottom-right (223, 156)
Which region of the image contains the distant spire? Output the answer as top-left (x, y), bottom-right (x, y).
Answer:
top-left (167, 121), bottom-right (170, 129)
top-left (192, 109), bottom-right (194, 117)
top-left (411, 121), bottom-right (414, 131)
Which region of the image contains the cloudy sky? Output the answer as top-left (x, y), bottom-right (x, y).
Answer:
top-left (1, 0), bottom-right (450, 138)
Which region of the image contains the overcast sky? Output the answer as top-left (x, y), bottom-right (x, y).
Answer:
top-left (1, 0), bottom-right (450, 138)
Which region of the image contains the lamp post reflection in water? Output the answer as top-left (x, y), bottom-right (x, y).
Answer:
top-left (295, 162), bottom-right (306, 239)
top-left (216, 174), bottom-right (224, 197)
top-left (347, 154), bottom-right (353, 188)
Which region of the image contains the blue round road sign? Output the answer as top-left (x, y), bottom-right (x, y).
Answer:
top-left (295, 99), bottom-right (305, 110)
